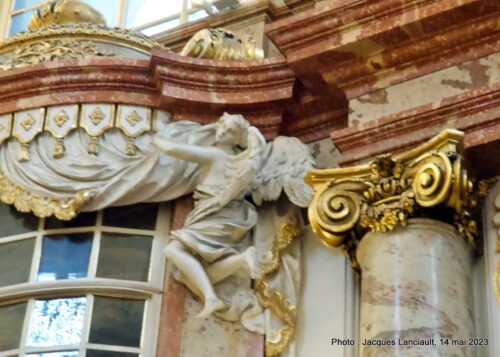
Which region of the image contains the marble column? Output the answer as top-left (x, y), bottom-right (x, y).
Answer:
top-left (357, 219), bottom-right (476, 357)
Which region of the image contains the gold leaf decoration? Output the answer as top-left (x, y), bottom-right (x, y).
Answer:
top-left (125, 111), bottom-right (143, 127)
top-left (307, 130), bottom-right (485, 268)
top-left (0, 172), bottom-right (94, 220)
top-left (21, 114), bottom-right (35, 131)
top-left (255, 221), bottom-right (302, 357)
top-left (89, 107), bottom-right (105, 125)
top-left (53, 110), bottom-right (69, 127)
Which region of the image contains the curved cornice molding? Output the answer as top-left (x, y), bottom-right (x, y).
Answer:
top-left (0, 50), bottom-right (296, 138)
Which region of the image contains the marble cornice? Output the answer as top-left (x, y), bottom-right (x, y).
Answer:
top-left (0, 49), bottom-right (296, 139)
top-left (306, 129), bottom-right (491, 267)
top-left (266, 0), bottom-right (499, 97)
top-left (151, 50), bottom-right (295, 105)
top-left (331, 84), bottom-right (500, 173)
top-left (0, 58), bottom-right (159, 114)
top-left (153, 0), bottom-right (315, 52)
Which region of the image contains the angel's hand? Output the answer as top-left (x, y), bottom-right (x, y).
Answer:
top-left (153, 135), bottom-right (218, 164)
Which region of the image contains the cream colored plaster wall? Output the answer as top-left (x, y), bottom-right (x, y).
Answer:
top-left (308, 137), bottom-right (341, 169)
top-left (295, 227), bottom-right (359, 357)
top-left (349, 52), bottom-right (500, 126)
top-left (483, 179), bottom-right (500, 357)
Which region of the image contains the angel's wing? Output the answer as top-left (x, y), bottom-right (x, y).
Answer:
top-left (252, 136), bottom-right (316, 207)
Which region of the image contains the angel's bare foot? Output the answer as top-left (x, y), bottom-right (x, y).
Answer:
top-left (244, 246), bottom-right (260, 279)
top-left (197, 297), bottom-right (226, 319)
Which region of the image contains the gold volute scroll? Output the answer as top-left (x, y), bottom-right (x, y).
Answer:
top-left (28, 0), bottom-right (106, 31)
top-left (306, 130), bottom-right (484, 266)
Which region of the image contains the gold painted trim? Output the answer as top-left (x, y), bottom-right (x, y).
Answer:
top-left (12, 108), bottom-right (46, 143)
top-left (0, 113), bottom-right (13, 145)
top-left (0, 23), bottom-right (162, 55)
top-left (495, 262), bottom-right (500, 304)
top-left (79, 104), bottom-right (116, 137)
top-left (44, 105), bottom-right (79, 138)
top-left (0, 171), bottom-right (94, 220)
top-left (255, 220), bottom-right (302, 357)
top-left (115, 106), bottom-right (152, 137)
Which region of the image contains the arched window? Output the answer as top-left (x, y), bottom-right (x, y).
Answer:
top-left (0, 202), bottom-right (170, 357)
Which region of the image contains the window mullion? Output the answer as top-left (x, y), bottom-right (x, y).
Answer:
top-left (18, 298), bottom-right (35, 355)
top-left (120, 0), bottom-right (128, 28)
top-left (87, 212), bottom-right (103, 279)
top-left (80, 293), bottom-right (94, 357)
top-left (28, 217), bottom-right (45, 283)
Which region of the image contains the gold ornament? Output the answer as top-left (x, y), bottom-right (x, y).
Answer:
top-left (20, 114), bottom-right (35, 131)
top-left (0, 171), bottom-right (94, 220)
top-left (89, 107), bottom-right (106, 125)
top-left (306, 130), bottom-right (485, 267)
top-left (180, 28), bottom-right (264, 61)
top-left (255, 221), bottom-right (302, 357)
top-left (28, 0), bottom-right (106, 31)
top-left (0, 23), bottom-right (162, 63)
top-left (125, 111), bottom-right (144, 127)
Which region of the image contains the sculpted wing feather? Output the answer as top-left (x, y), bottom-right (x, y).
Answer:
top-left (252, 136), bottom-right (316, 207)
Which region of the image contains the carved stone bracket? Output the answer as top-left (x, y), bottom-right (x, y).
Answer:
top-left (306, 130), bottom-right (488, 267)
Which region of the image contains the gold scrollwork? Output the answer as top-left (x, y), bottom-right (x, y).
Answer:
top-left (0, 23), bottom-right (162, 58)
top-left (0, 171), bottom-right (94, 220)
top-left (255, 221), bottom-right (302, 357)
top-left (0, 39), bottom-right (114, 71)
top-left (306, 130), bottom-right (485, 265)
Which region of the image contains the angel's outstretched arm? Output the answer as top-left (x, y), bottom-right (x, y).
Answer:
top-left (153, 136), bottom-right (218, 164)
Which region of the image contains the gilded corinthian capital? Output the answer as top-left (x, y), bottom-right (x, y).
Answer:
top-left (306, 130), bottom-right (489, 267)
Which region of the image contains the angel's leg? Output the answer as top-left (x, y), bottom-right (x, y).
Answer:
top-left (163, 240), bottom-right (225, 318)
top-left (206, 246), bottom-right (258, 284)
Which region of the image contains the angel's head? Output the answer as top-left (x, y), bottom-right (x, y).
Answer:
top-left (215, 113), bottom-right (249, 148)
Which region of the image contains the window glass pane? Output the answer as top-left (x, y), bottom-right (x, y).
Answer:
top-left (141, 18), bottom-right (180, 36)
top-left (83, 0), bottom-right (119, 27)
top-left (126, 0), bottom-right (182, 27)
top-left (86, 351), bottom-right (138, 357)
top-left (9, 10), bottom-right (33, 37)
top-left (38, 233), bottom-right (93, 281)
top-left (188, 9), bottom-right (208, 22)
top-left (13, 0), bottom-right (40, 11)
top-left (0, 203), bottom-right (39, 237)
top-left (89, 297), bottom-right (145, 347)
top-left (97, 233), bottom-right (152, 282)
top-left (0, 302), bottom-right (27, 351)
top-left (0, 238), bottom-right (35, 287)
top-left (26, 297), bottom-right (86, 347)
top-left (27, 352), bottom-right (78, 357)
top-left (44, 212), bottom-right (97, 229)
top-left (103, 203), bottom-right (158, 230)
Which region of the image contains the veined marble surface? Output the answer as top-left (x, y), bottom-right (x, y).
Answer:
top-left (357, 219), bottom-right (476, 357)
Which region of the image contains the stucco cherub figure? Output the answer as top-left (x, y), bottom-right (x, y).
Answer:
top-left (153, 113), bottom-right (314, 321)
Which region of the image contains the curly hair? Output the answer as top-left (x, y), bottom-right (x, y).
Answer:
top-left (217, 113), bottom-right (250, 148)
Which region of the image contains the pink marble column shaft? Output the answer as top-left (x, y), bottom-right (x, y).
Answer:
top-left (357, 219), bottom-right (476, 357)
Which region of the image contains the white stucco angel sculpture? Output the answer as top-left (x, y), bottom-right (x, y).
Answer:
top-left (153, 113), bottom-right (314, 319)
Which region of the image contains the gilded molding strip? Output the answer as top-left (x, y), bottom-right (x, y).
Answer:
top-left (0, 171), bottom-right (94, 220)
top-left (0, 23), bottom-right (162, 56)
top-left (0, 105), bottom-right (169, 159)
top-left (494, 193), bottom-right (500, 252)
top-left (255, 221), bottom-right (302, 357)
